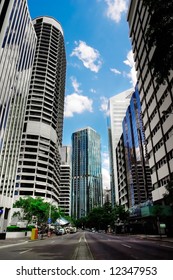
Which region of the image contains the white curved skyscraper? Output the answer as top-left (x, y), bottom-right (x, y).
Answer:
top-left (14, 17), bottom-right (66, 206)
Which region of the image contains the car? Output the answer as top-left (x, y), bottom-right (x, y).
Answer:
top-left (55, 228), bottom-right (65, 235)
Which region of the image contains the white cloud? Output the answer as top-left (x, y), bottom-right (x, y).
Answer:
top-left (100, 96), bottom-right (109, 115)
top-left (90, 88), bottom-right (96, 94)
top-left (70, 40), bottom-right (102, 73)
top-left (123, 50), bottom-right (137, 87)
top-left (110, 68), bottom-right (121, 75)
top-left (104, 0), bottom-right (128, 23)
top-left (64, 93), bottom-right (93, 117)
top-left (70, 76), bottom-right (82, 93)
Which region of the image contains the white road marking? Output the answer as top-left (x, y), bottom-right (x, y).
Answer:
top-left (19, 249), bottom-right (32, 254)
top-left (160, 244), bottom-right (173, 249)
top-left (121, 243), bottom-right (131, 248)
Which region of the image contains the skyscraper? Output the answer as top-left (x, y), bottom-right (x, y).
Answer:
top-left (59, 146), bottom-right (71, 216)
top-left (108, 89), bottom-right (133, 206)
top-left (14, 17), bottom-right (66, 206)
top-left (0, 0), bottom-right (37, 231)
top-left (127, 0), bottom-right (173, 204)
top-left (71, 127), bottom-right (103, 219)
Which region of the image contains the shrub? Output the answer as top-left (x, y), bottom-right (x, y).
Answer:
top-left (6, 225), bottom-right (35, 232)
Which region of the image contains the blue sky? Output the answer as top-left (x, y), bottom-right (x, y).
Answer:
top-left (27, 0), bottom-right (137, 189)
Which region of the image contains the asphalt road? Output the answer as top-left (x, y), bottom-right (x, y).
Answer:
top-left (0, 231), bottom-right (173, 260)
top-left (86, 232), bottom-right (173, 260)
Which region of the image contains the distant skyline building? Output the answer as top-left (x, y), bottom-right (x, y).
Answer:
top-left (14, 17), bottom-right (66, 206)
top-left (0, 0), bottom-right (37, 231)
top-left (122, 86), bottom-right (152, 208)
top-left (128, 0), bottom-right (173, 204)
top-left (71, 127), bottom-right (103, 219)
top-left (59, 146), bottom-right (71, 216)
top-left (108, 88), bottom-right (133, 207)
top-left (103, 188), bottom-right (111, 205)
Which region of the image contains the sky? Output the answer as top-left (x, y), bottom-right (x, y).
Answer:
top-left (27, 0), bottom-right (137, 190)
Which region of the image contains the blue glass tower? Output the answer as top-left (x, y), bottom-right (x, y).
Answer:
top-left (71, 127), bottom-right (103, 219)
top-left (123, 86), bottom-right (152, 207)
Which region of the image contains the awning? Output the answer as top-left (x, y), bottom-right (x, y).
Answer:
top-left (55, 217), bottom-right (69, 226)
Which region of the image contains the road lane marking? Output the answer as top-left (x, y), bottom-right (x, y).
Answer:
top-left (121, 243), bottom-right (131, 248)
top-left (160, 244), bottom-right (173, 249)
top-left (19, 249), bottom-right (32, 254)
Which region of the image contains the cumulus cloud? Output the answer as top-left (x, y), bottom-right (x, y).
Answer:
top-left (64, 76), bottom-right (93, 117)
top-left (70, 40), bottom-right (102, 73)
top-left (100, 96), bottom-right (109, 115)
top-left (64, 94), bottom-right (93, 117)
top-left (110, 68), bottom-right (121, 75)
top-left (123, 50), bottom-right (137, 87)
top-left (104, 0), bottom-right (128, 23)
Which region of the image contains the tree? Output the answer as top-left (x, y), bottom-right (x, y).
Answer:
top-left (74, 202), bottom-right (129, 232)
top-left (143, 0), bottom-right (173, 84)
top-left (13, 197), bottom-right (60, 225)
top-left (112, 205), bottom-right (129, 222)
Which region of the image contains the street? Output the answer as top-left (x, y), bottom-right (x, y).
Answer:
top-left (0, 231), bottom-right (173, 260)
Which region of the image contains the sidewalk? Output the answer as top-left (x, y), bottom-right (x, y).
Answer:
top-left (0, 234), bottom-right (51, 249)
top-left (136, 234), bottom-right (173, 243)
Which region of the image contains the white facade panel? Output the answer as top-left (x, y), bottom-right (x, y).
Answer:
top-left (152, 186), bottom-right (167, 202)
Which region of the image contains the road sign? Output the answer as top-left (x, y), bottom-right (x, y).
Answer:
top-left (0, 209), bottom-right (3, 215)
top-left (48, 218), bottom-right (52, 224)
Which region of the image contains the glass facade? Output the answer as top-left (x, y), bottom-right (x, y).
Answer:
top-left (71, 127), bottom-right (103, 219)
top-left (123, 86), bottom-right (152, 207)
top-left (108, 89), bottom-right (133, 206)
top-left (14, 17), bottom-right (66, 206)
top-left (0, 0), bottom-right (37, 230)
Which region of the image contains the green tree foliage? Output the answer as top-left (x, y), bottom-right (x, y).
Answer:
top-left (143, 0), bottom-right (173, 84)
top-left (74, 202), bottom-right (129, 231)
top-left (13, 197), bottom-right (60, 224)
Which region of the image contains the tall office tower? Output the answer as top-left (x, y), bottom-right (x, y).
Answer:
top-left (59, 146), bottom-right (71, 216)
top-left (71, 127), bottom-right (103, 219)
top-left (108, 88), bottom-right (133, 207)
top-left (122, 86), bottom-right (152, 208)
top-left (0, 0), bottom-right (37, 231)
top-left (14, 17), bottom-right (66, 206)
top-left (116, 134), bottom-right (128, 210)
top-left (127, 1), bottom-right (173, 204)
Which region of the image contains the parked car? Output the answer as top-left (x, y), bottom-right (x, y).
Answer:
top-left (55, 228), bottom-right (65, 235)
